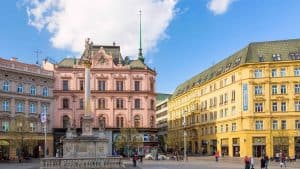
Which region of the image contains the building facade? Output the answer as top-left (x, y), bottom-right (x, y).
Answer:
top-left (49, 44), bottom-right (157, 156)
top-left (156, 93), bottom-right (171, 152)
top-left (0, 57), bottom-right (54, 159)
top-left (168, 39), bottom-right (300, 158)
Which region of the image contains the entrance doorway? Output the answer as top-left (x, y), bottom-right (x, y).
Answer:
top-left (253, 145), bottom-right (265, 157)
top-left (0, 140), bottom-right (9, 160)
top-left (233, 146), bottom-right (240, 157)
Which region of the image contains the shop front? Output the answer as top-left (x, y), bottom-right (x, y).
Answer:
top-left (221, 138), bottom-right (229, 156)
top-left (252, 137), bottom-right (266, 157)
top-left (210, 139), bottom-right (217, 155)
top-left (232, 138), bottom-right (240, 157)
top-left (201, 140), bottom-right (208, 155)
top-left (0, 140), bottom-right (9, 160)
top-left (273, 137), bottom-right (289, 158)
top-left (295, 137), bottom-right (300, 159)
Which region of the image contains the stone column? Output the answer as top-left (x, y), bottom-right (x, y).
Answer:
top-left (84, 63), bottom-right (91, 116)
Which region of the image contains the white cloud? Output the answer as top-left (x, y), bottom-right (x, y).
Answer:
top-left (207, 0), bottom-right (235, 15)
top-left (24, 0), bottom-right (178, 58)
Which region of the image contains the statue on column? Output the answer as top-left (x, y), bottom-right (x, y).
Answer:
top-left (83, 38), bottom-right (93, 61)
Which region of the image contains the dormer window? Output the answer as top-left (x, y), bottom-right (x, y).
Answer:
top-left (272, 54), bottom-right (281, 61)
top-left (258, 55), bottom-right (264, 62)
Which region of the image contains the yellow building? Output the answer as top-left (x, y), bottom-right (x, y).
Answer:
top-left (168, 39), bottom-right (300, 158)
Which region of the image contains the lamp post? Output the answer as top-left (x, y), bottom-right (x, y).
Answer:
top-left (183, 110), bottom-right (187, 162)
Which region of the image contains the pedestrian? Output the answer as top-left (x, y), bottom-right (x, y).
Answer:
top-left (244, 156), bottom-right (251, 169)
top-left (264, 155), bottom-right (269, 169)
top-left (280, 153), bottom-right (287, 168)
top-left (132, 152), bottom-right (138, 167)
top-left (250, 156), bottom-right (254, 169)
top-left (260, 157), bottom-right (266, 169)
top-left (214, 151), bottom-right (219, 162)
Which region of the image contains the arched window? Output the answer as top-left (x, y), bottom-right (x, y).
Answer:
top-left (42, 87), bottom-right (48, 97)
top-left (2, 81), bottom-right (9, 92)
top-left (99, 115), bottom-right (106, 130)
top-left (150, 116), bottom-right (155, 128)
top-left (80, 117), bottom-right (83, 128)
top-left (134, 115), bottom-right (140, 128)
top-left (150, 99), bottom-right (155, 110)
top-left (17, 83), bottom-right (23, 93)
top-left (116, 116), bottom-right (124, 128)
top-left (63, 116), bottom-right (70, 128)
top-left (30, 85), bottom-right (36, 95)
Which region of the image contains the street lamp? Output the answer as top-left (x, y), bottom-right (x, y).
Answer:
top-left (182, 110), bottom-right (187, 162)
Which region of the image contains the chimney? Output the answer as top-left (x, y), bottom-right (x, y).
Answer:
top-left (11, 57), bottom-right (18, 61)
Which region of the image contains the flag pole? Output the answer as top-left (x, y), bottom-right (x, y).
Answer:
top-left (44, 120), bottom-right (47, 157)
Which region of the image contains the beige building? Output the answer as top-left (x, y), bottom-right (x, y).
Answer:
top-left (0, 57), bottom-right (54, 159)
top-left (168, 39), bottom-right (300, 158)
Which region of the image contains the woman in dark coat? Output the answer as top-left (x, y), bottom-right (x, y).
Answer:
top-left (261, 157), bottom-right (266, 169)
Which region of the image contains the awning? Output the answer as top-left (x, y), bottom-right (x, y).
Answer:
top-left (0, 140), bottom-right (9, 146)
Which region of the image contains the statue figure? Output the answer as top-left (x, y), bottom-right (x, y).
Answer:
top-left (83, 38), bottom-right (93, 61)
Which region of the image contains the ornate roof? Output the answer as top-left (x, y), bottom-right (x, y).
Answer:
top-left (173, 39), bottom-right (300, 97)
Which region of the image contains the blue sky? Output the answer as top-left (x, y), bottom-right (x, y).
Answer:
top-left (1, 0), bottom-right (300, 94)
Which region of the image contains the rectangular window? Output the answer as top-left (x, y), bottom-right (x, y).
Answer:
top-left (296, 120), bottom-right (300, 129)
top-left (225, 124), bottom-right (229, 132)
top-left (231, 75), bottom-right (236, 83)
top-left (79, 80), bottom-right (84, 91)
top-left (134, 81), bottom-right (140, 91)
top-left (295, 84), bottom-right (300, 94)
top-left (281, 120), bottom-right (287, 129)
top-left (30, 122), bottom-right (36, 132)
top-left (232, 106), bottom-right (236, 116)
top-left (116, 81), bottom-right (124, 91)
top-left (116, 98), bottom-right (124, 109)
top-left (255, 120), bottom-right (263, 130)
top-left (272, 120), bottom-right (278, 130)
top-left (79, 99), bottom-right (84, 109)
top-left (224, 93), bottom-right (228, 103)
top-left (254, 69), bottom-right (263, 78)
top-left (281, 102), bottom-right (287, 112)
top-left (30, 102), bottom-right (36, 113)
top-left (231, 90), bottom-right (235, 101)
top-left (280, 68), bottom-right (286, 77)
top-left (42, 104), bottom-right (48, 114)
top-left (2, 100), bottom-right (9, 112)
top-left (16, 102), bottom-right (24, 112)
top-left (224, 108), bottom-right (228, 117)
top-left (272, 102), bottom-right (278, 112)
top-left (220, 125), bottom-right (224, 133)
top-left (232, 123), bottom-right (237, 131)
top-left (98, 99), bottom-right (105, 109)
top-left (62, 98), bottom-right (69, 109)
top-left (281, 85), bottom-right (287, 94)
top-left (272, 85), bottom-right (277, 95)
top-left (98, 80), bottom-right (106, 91)
top-left (294, 67), bottom-right (300, 76)
top-left (63, 80), bottom-right (68, 91)
top-left (254, 86), bottom-right (263, 95)
top-left (295, 101), bottom-right (300, 112)
top-left (1, 121), bottom-right (9, 132)
top-left (134, 99), bottom-right (141, 109)
top-left (271, 69), bottom-right (277, 77)
top-left (255, 103), bottom-right (263, 112)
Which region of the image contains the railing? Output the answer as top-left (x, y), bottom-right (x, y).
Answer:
top-left (40, 157), bottom-right (123, 169)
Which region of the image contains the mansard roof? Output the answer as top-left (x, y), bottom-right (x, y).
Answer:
top-left (173, 38), bottom-right (300, 97)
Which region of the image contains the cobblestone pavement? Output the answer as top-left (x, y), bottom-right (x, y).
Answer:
top-left (0, 157), bottom-right (299, 169)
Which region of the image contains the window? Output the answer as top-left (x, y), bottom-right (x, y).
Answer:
top-left (79, 99), bottom-right (84, 109)
top-left (99, 116), bottom-right (106, 129)
top-left (224, 93), bottom-right (228, 103)
top-left (254, 69), bottom-right (262, 78)
top-left (255, 120), bottom-right (263, 130)
top-left (254, 86), bottom-right (263, 95)
top-left (134, 115), bottom-right (141, 128)
top-left (231, 75), bottom-right (236, 83)
top-left (232, 106), bottom-right (236, 116)
top-left (255, 103), bottom-right (263, 112)
top-left (1, 121), bottom-right (9, 132)
top-left (63, 115), bottom-right (70, 128)
top-left (98, 80), bottom-right (106, 91)
top-left (231, 90), bottom-right (235, 101)
top-left (281, 120), bottom-right (287, 129)
top-left (30, 102), bottom-right (36, 113)
top-left (295, 101), bottom-right (300, 112)
top-left (2, 100), bottom-right (9, 111)
top-left (281, 102), bottom-right (287, 112)
top-left (219, 109), bottom-right (223, 118)
top-left (30, 85), bottom-right (36, 95)
top-left (98, 98), bottom-right (105, 109)
top-left (281, 85), bottom-right (286, 94)
top-left (150, 82), bottom-right (154, 92)
top-left (225, 124), bottom-right (229, 132)
top-left (294, 67), bottom-right (300, 76)
top-left (296, 120), bottom-right (300, 129)
top-left (219, 95), bottom-right (223, 104)
top-left (150, 99), bottom-right (155, 110)
top-left (215, 126), bottom-right (217, 133)
top-left (272, 102), bottom-right (278, 112)
top-left (116, 81), bottom-right (123, 91)
top-left (17, 84), bottom-right (23, 93)
top-left (134, 81), bottom-right (140, 91)
top-left (42, 87), bottom-right (49, 96)
top-left (42, 104), bottom-right (48, 114)
top-left (271, 69), bottom-right (277, 77)
top-left (116, 98), bottom-right (124, 109)
top-left (30, 122), bottom-right (36, 132)
top-left (116, 116), bottom-right (124, 128)
top-left (62, 80), bottom-right (68, 91)
top-left (79, 80), bottom-right (84, 91)
top-left (150, 116), bottom-right (155, 128)
top-left (62, 98), bottom-right (69, 109)
top-left (280, 68), bottom-right (286, 77)
top-left (232, 123), bottom-right (237, 131)
top-left (224, 108), bottom-right (228, 117)
top-left (16, 101), bottom-right (24, 112)
top-left (134, 99), bottom-right (141, 109)
top-left (272, 120), bottom-right (278, 130)
top-left (2, 81), bottom-right (9, 92)
top-left (220, 125), bottom-right (224, 133)
top-left (272, 85), bottom-right (277, 95)
top-left (295, 84), bottom-right (300, 94)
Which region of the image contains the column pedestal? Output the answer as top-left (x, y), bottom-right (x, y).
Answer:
top-left (81, 116), bottom-right (94, 136)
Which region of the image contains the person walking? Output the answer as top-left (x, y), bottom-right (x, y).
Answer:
top-left (260, 157), bottom-right (266, 169)
top-left (244, 156), bottom-right (251, 169)
top-left (214, 151), bottom-right (219, 162)
top-left (264, 155), bottom-right (269, 169)
top-left (250, 156), bottom-right (254, 169)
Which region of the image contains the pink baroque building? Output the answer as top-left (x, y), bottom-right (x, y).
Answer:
top-left (48, 44), bottom-right (157, 155)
